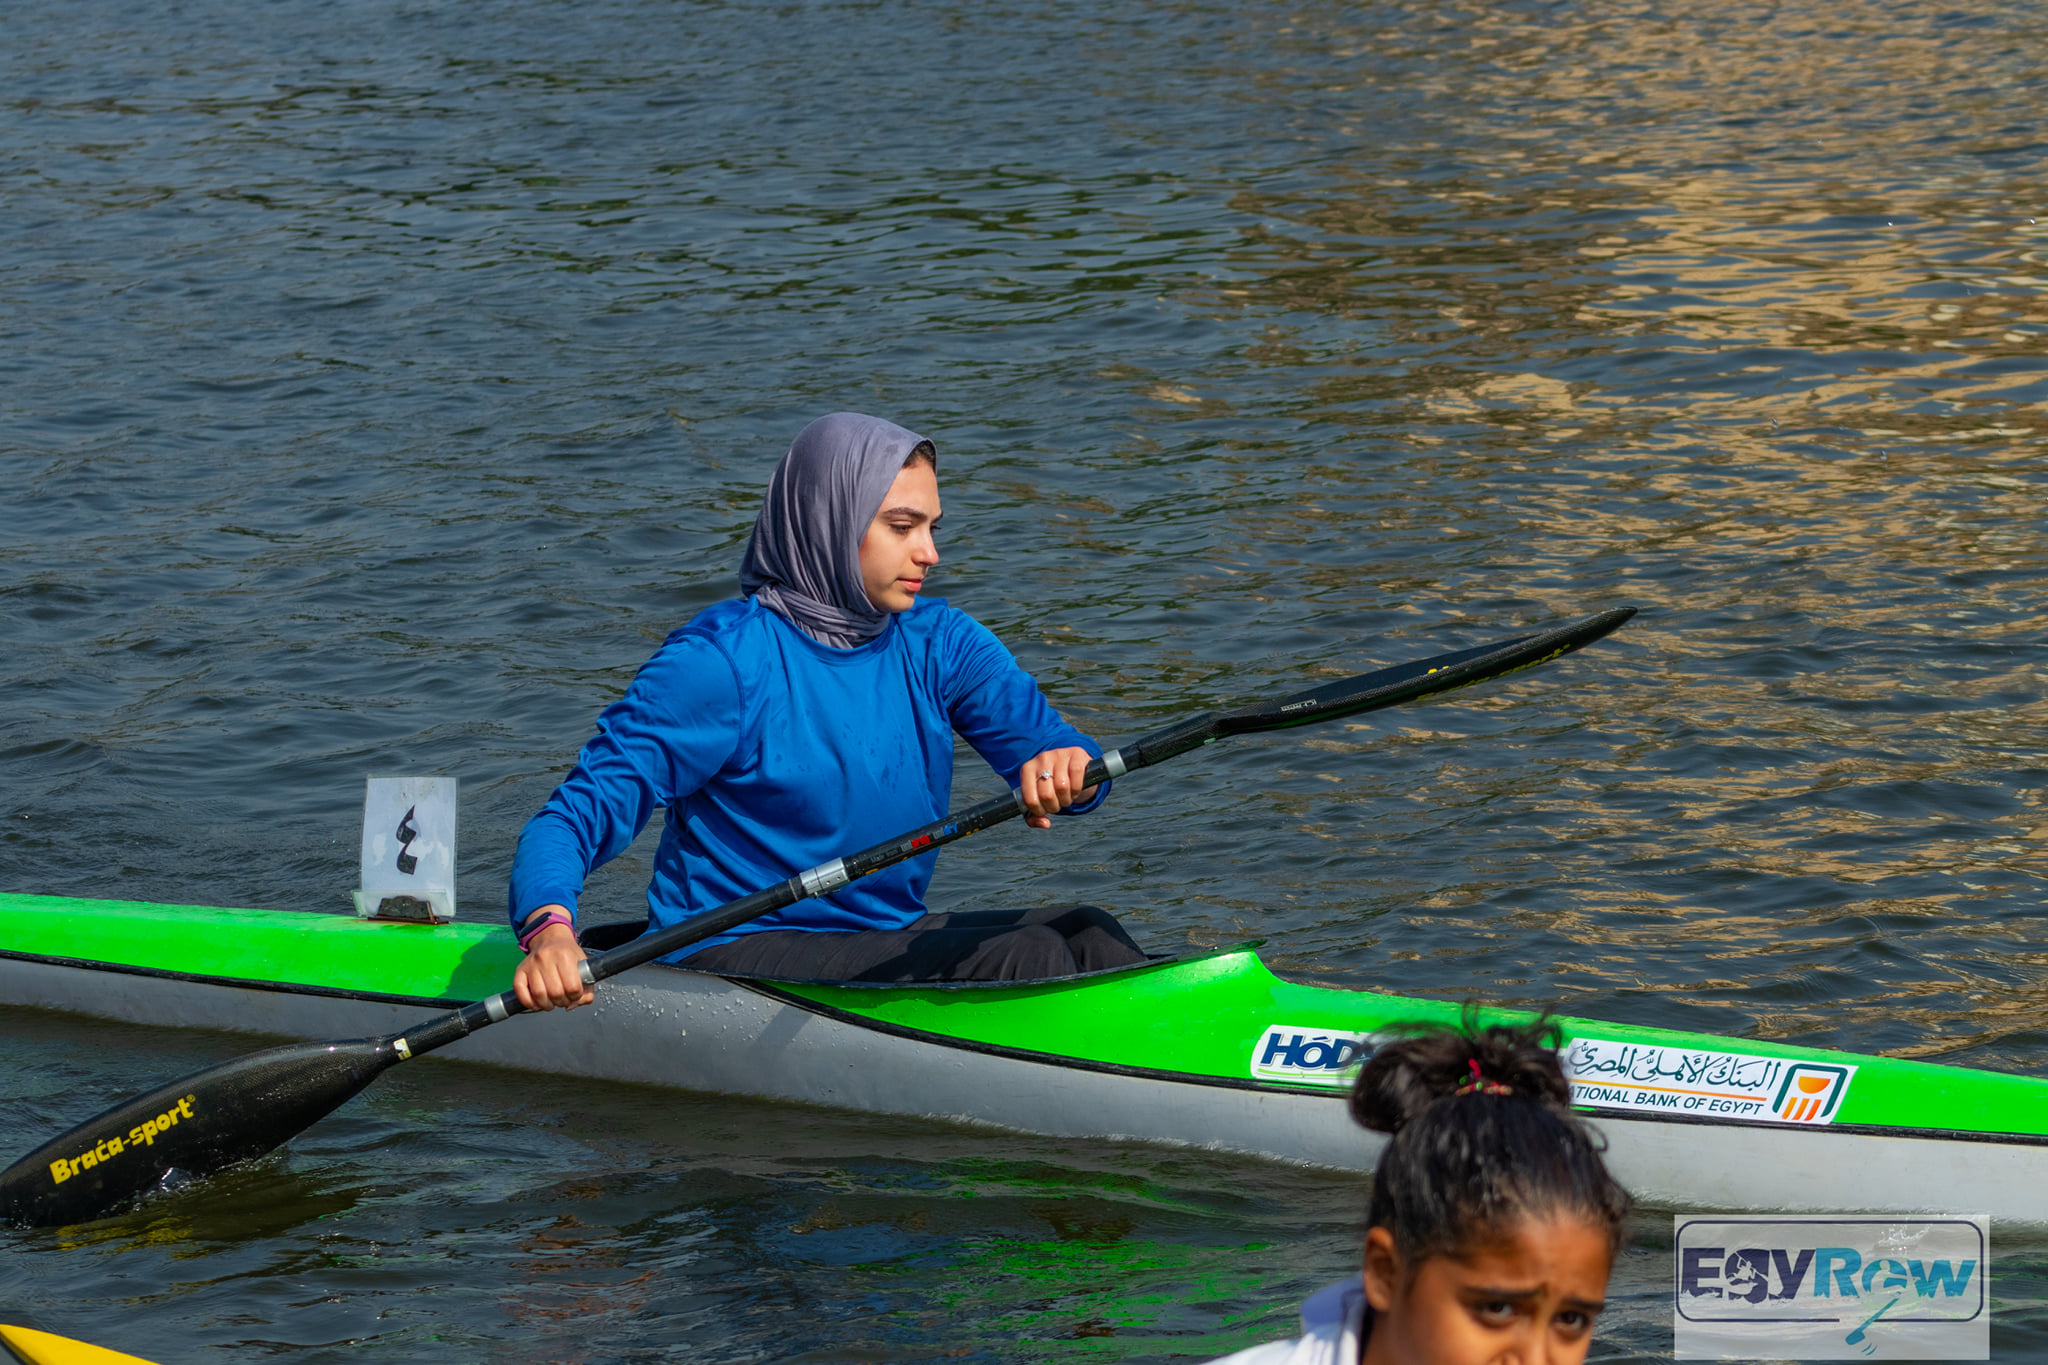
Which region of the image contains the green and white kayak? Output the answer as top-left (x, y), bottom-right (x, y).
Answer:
top-left (3, 890), bottom-right (2044, 1220)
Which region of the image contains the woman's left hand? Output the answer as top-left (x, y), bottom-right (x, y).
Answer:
top-left (1020, 746), bottom-right (1100, 830)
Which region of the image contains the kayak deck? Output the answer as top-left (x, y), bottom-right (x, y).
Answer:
top-left (4, 892), bottom-right (2046, 1218)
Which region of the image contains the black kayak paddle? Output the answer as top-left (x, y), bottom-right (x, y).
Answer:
top-left (0, 606), bottom-right (1634, 1227)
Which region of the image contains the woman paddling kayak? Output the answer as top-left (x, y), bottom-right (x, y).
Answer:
top-left (510, 411), bottom-right (1146, 1011)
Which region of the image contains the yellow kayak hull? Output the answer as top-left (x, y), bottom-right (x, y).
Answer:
top-left (0, 1326), bottom-right (160, 1365)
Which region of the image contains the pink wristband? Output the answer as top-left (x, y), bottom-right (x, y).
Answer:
top-left (517, 909), bottom-right (574, 953)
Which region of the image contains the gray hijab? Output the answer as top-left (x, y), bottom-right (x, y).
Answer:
top-left (739, 411), bottom-right (933, 649)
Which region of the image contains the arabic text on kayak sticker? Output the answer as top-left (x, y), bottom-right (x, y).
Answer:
top-left (1249, 1025), bottom-right (1373, 1086)
top-left (1565, 1038), bottom-right (1855, 1125)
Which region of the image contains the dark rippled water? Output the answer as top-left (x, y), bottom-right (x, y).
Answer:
top-left (6, 0), bottom-right (2048, 1359)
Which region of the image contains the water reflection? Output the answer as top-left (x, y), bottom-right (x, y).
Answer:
top-left (7, 0), bottom-right (2048, 1356)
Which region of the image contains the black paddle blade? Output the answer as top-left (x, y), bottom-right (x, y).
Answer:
top-left (1215, 607), bottom-right (1636, 736)
top-left (0, 1037), bottom-right (399, 1228)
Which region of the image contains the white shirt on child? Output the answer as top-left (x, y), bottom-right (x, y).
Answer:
top-left (1201, 1278), bottom-right (1368, 1365)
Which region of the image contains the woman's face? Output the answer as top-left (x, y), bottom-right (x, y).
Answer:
top-left (858, 460), bottom-right (942, 612)
top-left (1362, 1215), bottom-right (1612, 1365)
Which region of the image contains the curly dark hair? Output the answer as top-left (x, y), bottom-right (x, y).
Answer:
top-left (1350, 1010), bottom-right (1631, 1269)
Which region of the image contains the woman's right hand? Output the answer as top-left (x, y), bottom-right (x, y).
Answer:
top-left (514, 910), bottom-right (595, 1011)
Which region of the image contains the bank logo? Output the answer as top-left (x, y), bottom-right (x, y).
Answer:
top-left (1775, 1062), bottom-right (1852, 1123)
top-left (1248, 1024), bottom-right (1373, 1086)
top-left (1565, 1038), bottom-right (1857, 1126)
top-left (1675, 1216), bottom-right (1987, 1360)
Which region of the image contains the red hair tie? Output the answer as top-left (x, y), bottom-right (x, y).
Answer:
top-left (1455, 1057), bottom-right (1513, 1097)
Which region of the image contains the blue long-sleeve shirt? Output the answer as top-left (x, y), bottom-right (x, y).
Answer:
top-left (507, 595), bottom-right (1109, 958)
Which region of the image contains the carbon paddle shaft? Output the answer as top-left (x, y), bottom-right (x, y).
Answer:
top-left (0, 606), bottom-right (1632, 1226)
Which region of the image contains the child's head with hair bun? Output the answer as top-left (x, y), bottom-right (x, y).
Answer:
top-left (1348, 1011), bottom-right (1631, 1365)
